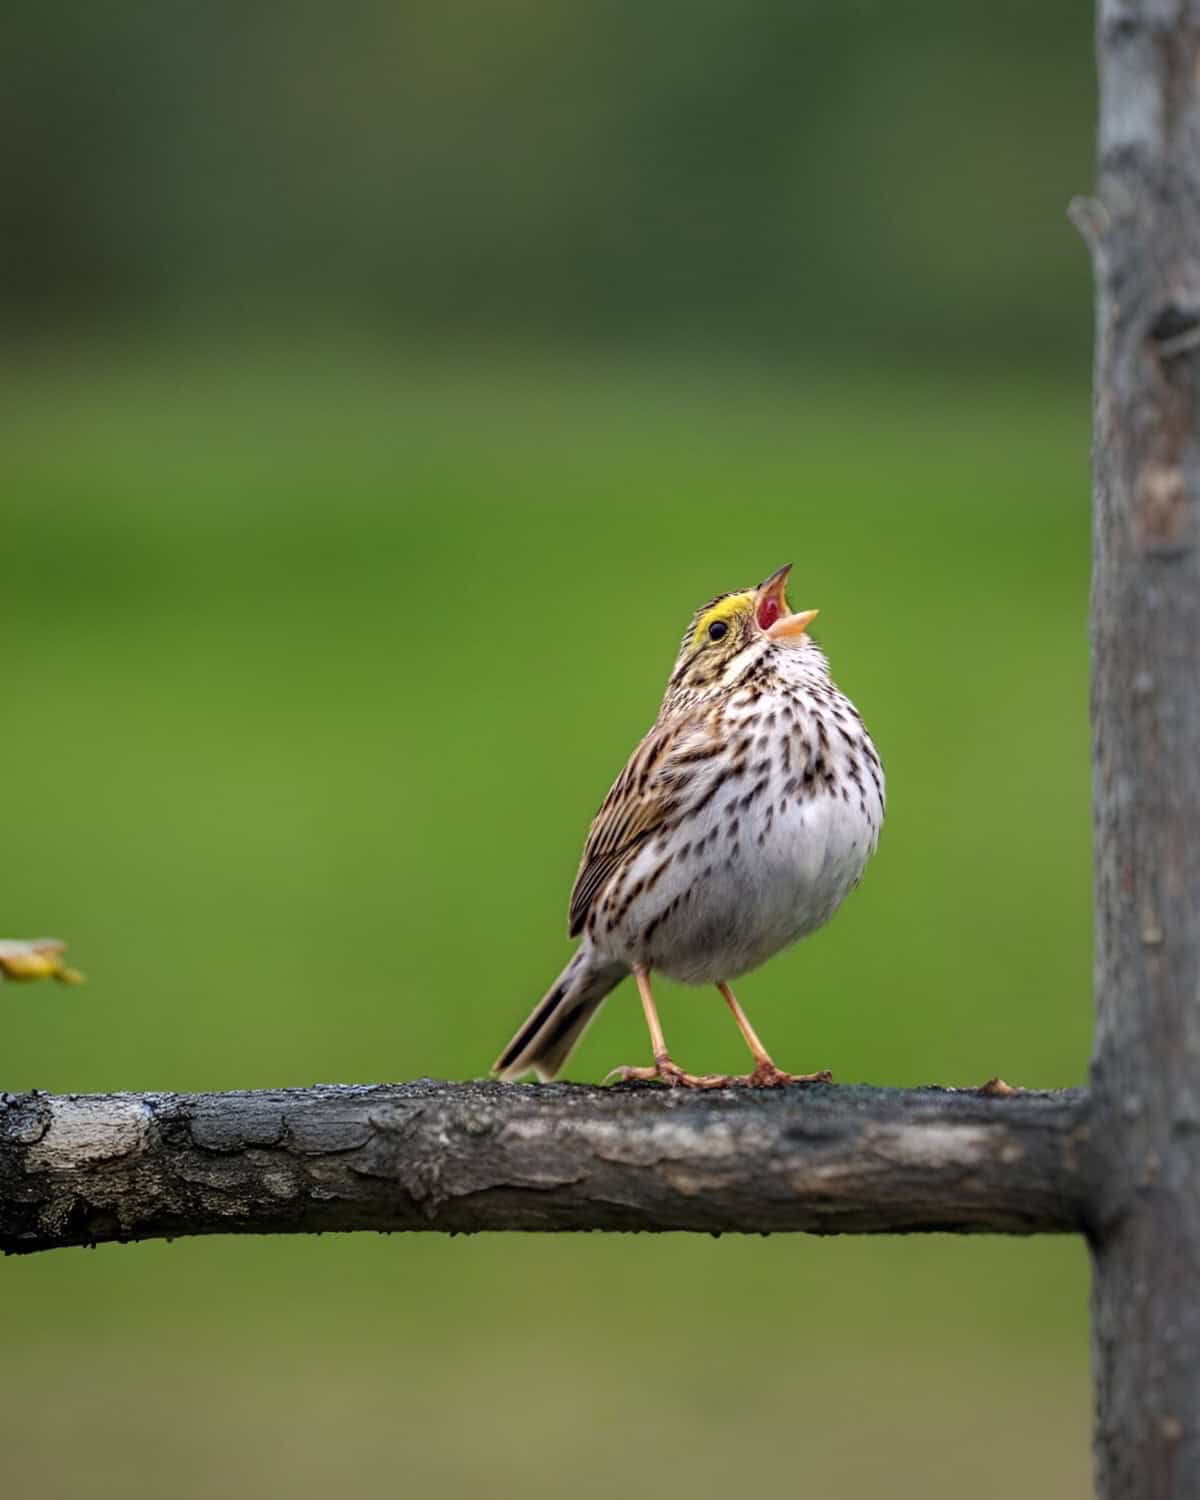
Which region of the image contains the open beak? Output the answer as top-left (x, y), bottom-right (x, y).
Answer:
top-left (755, 563), bottom-right (819, 641)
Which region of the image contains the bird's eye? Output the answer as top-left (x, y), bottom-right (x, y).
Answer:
top-left (707, 620), bottom-right (728, 641)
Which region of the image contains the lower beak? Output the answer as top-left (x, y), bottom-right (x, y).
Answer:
top-left (755, 563), bottom-right (818, 640)
top-left (767, 607), bottom-right (819, 641)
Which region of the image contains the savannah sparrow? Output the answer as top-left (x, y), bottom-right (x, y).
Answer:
top-left (494, 564), bottom-right (884, 1087)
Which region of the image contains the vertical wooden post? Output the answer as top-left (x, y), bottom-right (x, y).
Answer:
top-left (1078, 2), bottom-right (1200, 1494)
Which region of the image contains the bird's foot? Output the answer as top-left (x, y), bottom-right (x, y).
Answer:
top-left (735, 1061), bottom-right (834, 1088)
top-left (605, 1057), bottom-right (733, 1089)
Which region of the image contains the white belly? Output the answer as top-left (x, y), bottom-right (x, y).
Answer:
top-left (597, 769), bottom-right (881, 985)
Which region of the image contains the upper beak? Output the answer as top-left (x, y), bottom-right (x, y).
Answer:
top-left (755, 563), bottom-right (819, 640)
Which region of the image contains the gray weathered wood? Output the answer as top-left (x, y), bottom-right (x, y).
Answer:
top-left (1077, 2), bottom-right (1200, 1495)
top-left (0, 1080), bottom-right (1089, 1254)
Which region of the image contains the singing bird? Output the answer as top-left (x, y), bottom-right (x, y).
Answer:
top-left (494, 565), bottom-right (884, 1087)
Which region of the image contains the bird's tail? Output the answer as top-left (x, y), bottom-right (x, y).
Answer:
top-left (493, 948), bottom-right (627, 1082)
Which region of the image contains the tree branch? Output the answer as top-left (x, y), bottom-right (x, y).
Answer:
top-left (0, 1080), bottom-right (1090, 1254)
top-left (1082, 2), bottom-right (1200, 1494)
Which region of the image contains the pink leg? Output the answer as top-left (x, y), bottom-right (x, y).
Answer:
top-left (606, 967), bottom-right (733, 1088)
top-left (716, 982), bottom-right (832, 1087)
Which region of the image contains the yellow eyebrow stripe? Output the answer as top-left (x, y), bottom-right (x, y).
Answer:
top-left (691, 592), bottom-right (754, 648)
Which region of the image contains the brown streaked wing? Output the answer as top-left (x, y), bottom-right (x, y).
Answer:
top-left (567, 715), bottom-right (720, 938)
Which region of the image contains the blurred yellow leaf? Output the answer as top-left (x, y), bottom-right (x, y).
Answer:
top-left (0, 938), bottom-right (84, 985)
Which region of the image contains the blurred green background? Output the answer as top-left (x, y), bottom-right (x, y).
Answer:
top-left (5, 3), bottom-right (1096, 1496)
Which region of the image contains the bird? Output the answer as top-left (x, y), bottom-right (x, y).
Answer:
top-left (493, 563), bottom-right (884, 1088)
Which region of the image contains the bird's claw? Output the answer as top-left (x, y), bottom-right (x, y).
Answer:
top-left (605, 1058), bottom-right (832, 1089)
top-left (738, 1062), bottom-right (833, 1087)
top-left (605, 1059), bottom-right (733, 1089)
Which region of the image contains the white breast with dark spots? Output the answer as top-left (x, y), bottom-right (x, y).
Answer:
top-left (592, 685), bottom-right (884, 986)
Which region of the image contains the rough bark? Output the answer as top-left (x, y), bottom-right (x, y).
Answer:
top-left (1078, 3), bottom-right (1200, 1496)
top-left (0, 1080), bottom-right (1089, 1254)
